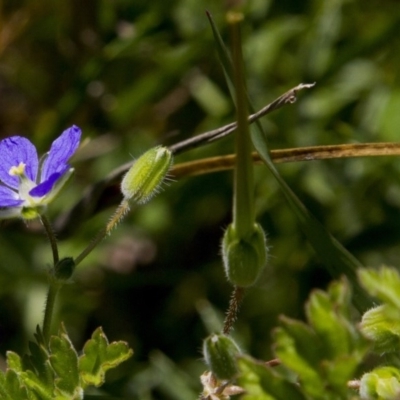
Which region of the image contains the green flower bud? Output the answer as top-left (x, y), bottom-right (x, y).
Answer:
top-left (54, 257), bottom-right (76, 281)
top-left (121, 146), bottom-right (173, 204)
top-left (222, 223), bottom-right (267, 287)
top-left (360, 305), bottom-right (400, 353)
top-left (203, 334), bottom-right (240, 380)
top-left (360, 367), bottom-right (400, 400)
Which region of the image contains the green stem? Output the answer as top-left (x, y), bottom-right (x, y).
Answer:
top-left (43, 282), bottom-right (59, 343)
top-left (40, 214), bottom-right (59, 265)
top-left (40, 214), bottom-right (60, 342)
top-left (74, 200), bottom-right (130, 267)
top-left (229, 12), bottom-right (255, 238)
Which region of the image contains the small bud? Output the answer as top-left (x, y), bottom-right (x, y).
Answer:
top-left (121, 146), bottom-right (173, 204)
top-left (222, 223), bottom-right (267, 287)
top-left (360, 367), bottom-right (400, 400)
top-left (203, 334), bottom-right (240, 380)
top-left (54, 257), bottom-right (75, 281)
top-left (360, 305), bottom-right (400, 353)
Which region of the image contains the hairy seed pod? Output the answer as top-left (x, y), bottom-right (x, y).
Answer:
top-left (121, 146), bottom-right (173, 204)
top-left (203, 334), bottom-right (240, 380)
top-left (222, 223), bottom-right (267, 287)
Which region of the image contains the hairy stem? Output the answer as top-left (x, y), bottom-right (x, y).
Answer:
top-left (43, 282), bottom-right (59, 343)
top-left (74, 199), bottom-right (130, 267)
top-left (40, 214), bottom-right (59, 265)
top-left (223, 286), bottom-right (245, 335)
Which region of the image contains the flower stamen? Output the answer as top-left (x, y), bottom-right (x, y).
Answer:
top-left (9, 162), bottom-right (26, 177)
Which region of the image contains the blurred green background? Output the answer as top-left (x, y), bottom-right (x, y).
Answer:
top-left (1, 0), bottom-right (400, 398)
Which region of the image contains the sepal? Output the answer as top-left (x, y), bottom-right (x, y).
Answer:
top-left (222, 222), bottom-right (267, 287)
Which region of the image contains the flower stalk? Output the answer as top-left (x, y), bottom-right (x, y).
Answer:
top-left (74, 199), bottom-right (130, 267)
top-left (229, 11), bottom-right (255, 238)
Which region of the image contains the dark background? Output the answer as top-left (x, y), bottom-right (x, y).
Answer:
top-left (1, 0), bottom-right (400, 398)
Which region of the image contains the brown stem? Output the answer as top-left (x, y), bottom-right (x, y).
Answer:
top-left (171, 142), bottom-right (400, 179)
top-left (265, 358), bottom-right (281, 367)
top-left (223, 286), bottom-right (245, 335)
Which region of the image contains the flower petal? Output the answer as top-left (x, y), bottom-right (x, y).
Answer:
top-left (0, 185), bottom-right (23, 207)
top-left (0, 136), bottom-right (38, 188)
top-left (40, 125), bottom-right (81, 183)
top-left (29, 170), bottom-right (66, 197)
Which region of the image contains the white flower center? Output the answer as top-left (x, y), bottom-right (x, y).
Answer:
top-left (8, 162), bottom-right (39, 206)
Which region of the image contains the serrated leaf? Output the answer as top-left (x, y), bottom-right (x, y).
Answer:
top-left (273, 327), bottom-right (325, 399)
top-left (0, 370), bottom-right (13, 400)
top-left (278, 316), bottom-right (322, 368)
top-left (19, 370), bottom-right (53, 400)
top-left (306, 290), bottom-right (352, 358)
top-left (6, 352), bottom-right (23, 372)
top-left (237, 355), bottom-right (307, 400)
top-left (358, 266), bottom-right (400, 308)
top-left (4, 369), bottom-right (29, 400)
top-left (274, 279), bottom-right (368, 398)
top-left (49, 327), bottom-right (80, 397)
top-left (3, 354), bottom-right (46, 400)
top-left (206, 11), bottom-right (372, 312)
top-left (78, 327), bottom-right (133, 387)
top-left (25, 340), bottom-right (54, 388)
top-left (322, 357), bottom-right (361, 397)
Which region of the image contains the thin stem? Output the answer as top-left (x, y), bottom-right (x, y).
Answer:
top-left (169, 83), bottom-right (315, 155)
top-left (40, 214), bottom-right (59, 265)
top-left (42, 282), bottom-right (59, 343)
top-left (222, 286), bottom-right (245, 335)
top-left (265, 358), bottom-right (281, 367)
top-left (229, 12), bottom-right (255, 237)
top-left (170, 142), bottom-right (400, 179)
top-left (74, 199), bottom-right (130, 267)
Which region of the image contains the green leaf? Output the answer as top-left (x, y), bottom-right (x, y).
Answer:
top-left (278, 316), bottom-right (322, 368)
top-left (5, 352), bottom-right (51, 400)
top-left (273, 327), bottom-right (326, 399)
top-left (274, 279), bottom-right (368, 398)
top-left (322, 357), bottom-right (362, 397)
top-left (306, 290), bottom-right (352, 358)
top-left (6, 351), bottom-right (23, 372)
top-left (360, 304), bottom-right (400, 353)
top-left (78, 327), bottom-right (133, 387)
top-left (4, 369), bottom-right (29, 400)
top-left (25, 340), bottom-right (54, 389)
top-left (0, 371), bottom-right (14, 400)
top-left (237, 355), bottom-right (307, 400)
top-left (19, 370), bottom-right (53, 400)
top-left (49, 325), bottom-right (80, 398)
top-left (207, 11), bottom-right (373, 312)
top-left (358, 266), bottom-right (400, 308)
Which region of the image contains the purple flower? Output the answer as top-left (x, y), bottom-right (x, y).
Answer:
top-left (0, 125), bottom-right (81, 219)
